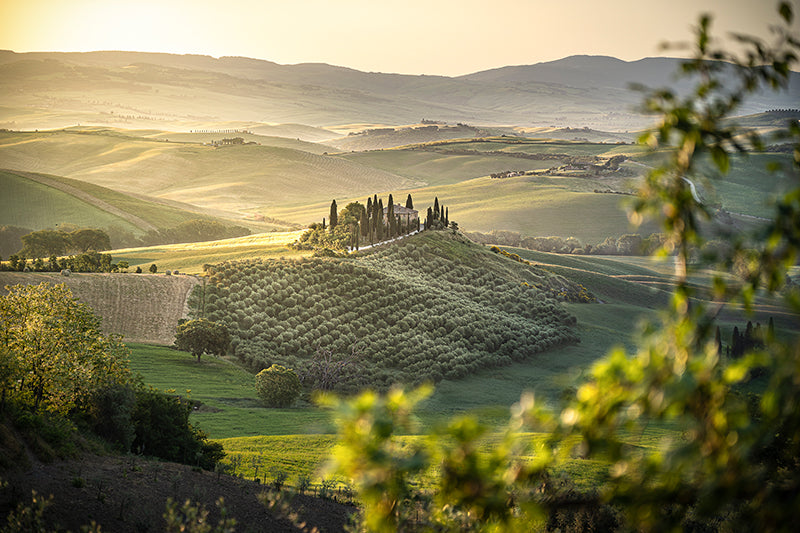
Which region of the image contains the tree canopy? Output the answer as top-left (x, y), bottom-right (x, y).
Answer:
top-left (0, 282), bottom-right (132, 413)
top-left (175, 318), bottom-right (230, 362)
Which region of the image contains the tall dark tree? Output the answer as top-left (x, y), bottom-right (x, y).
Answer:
top-left (732, 326), bottom-right (741, 358)
top-left (360, 209), bottom-right (369, 238)
top-left (387, 198), bottom-right (395, 238)
top-left (433, 197), bottom-right (440, 221)
top-left (768, 316), bottom-right (775, 340)
top-left (376, 199), bottom-right (384, 241)
top-left (715, 326), bottom-right (722, 356)
top-left (405, 194), bottom-right (414, 210)
top-left (329, 200), bottom-right (338, 230)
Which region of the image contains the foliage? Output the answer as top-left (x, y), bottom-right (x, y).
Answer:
top-left (0, 250), bottom-right (118, 273)
top-left (326, 5), bottom-right (800, 532)
top-left (89, 383), bottom-right (137, 452)
top-left (199, 232), bottom-right (579, 392)
top-left (255, 364), bottom-right (302, 408)
top-left (175, 318), bottom-right (230, 362)
top-left (163, 498), bottom-right (236, 533)
top-left (132, 387), bottom-right (225, 470)
top-left (0, 282), bottom-right (133, 413)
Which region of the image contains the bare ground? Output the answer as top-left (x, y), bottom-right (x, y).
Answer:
top-left (0, 454), bottom-right (355, 532)
top-left (0, 272), bottom-right (198, 345)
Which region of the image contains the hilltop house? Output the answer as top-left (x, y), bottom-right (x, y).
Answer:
top-left (383, 204), bottom-right (419, 225)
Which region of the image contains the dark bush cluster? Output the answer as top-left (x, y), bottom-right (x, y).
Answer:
top-left (195, 235), bottom-right (579, 392)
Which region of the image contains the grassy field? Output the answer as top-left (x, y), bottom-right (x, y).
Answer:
top-left (0, 170), bottom-right (142, 233)
top-left (0, 129), bottom-right (418, 214)
top-left (110, 230), bottom-right (308, 274)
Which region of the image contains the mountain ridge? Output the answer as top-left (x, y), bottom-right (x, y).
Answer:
top-left (1, 50), bottom-right (797, 130)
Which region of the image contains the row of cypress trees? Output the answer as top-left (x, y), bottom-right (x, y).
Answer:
top-left (322, 193), bottom-right (442, 250)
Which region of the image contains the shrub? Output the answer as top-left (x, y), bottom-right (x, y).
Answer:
top-left (255, 365), bottom-right (301, 408)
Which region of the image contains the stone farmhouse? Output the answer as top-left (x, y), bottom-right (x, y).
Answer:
top-left (383, 204), bottom-right (419, 225)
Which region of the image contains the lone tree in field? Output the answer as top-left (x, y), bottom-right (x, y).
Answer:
top-left (255, 364), bottom-right (301, 407)
top-left (175, 318), bottom-right (230, 362)
top-left (149, 263), bottom-right (158, 274)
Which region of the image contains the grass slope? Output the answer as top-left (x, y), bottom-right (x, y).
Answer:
top-left (0, 129), bottom-right (419, 214)
top-left (110, 230), bottom-right (308, 275)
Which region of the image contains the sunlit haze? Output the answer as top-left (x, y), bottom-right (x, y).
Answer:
top-left (1, 0), bottom-right (795, 76)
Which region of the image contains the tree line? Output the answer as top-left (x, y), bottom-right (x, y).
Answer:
top-left (0, 219), bottom-right (251, 260)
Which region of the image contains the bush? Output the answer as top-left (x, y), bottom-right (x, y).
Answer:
top-left (132, 388), bottom-right (224, 469)
top-left (255, 365), bottom-right (301, 408)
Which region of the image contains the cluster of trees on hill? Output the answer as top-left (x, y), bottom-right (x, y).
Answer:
top-left (195, 235), bottom-right (577, 392)
top-left (0, 220), bottom-right (250, 259)
top-left (294, 194), bottom-right (431, 252)
top-left (0, 250), bottom-right (124, 273)
top-left (0, 283), bottom-right (223, 470)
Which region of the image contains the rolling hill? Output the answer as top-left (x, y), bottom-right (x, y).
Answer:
top-left (0, 128), bottom-right (420, 213)
top-left (2, 50), bottom-right (797, 131)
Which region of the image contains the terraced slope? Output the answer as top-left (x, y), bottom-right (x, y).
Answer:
top-left (198, 231), bottom-right (589, 391)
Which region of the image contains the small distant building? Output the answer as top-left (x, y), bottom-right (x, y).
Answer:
top-left (383, 204), bottom-right (419, 225)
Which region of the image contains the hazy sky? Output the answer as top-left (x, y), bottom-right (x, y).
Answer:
top-left (1, 0), bottom-right (795, 76)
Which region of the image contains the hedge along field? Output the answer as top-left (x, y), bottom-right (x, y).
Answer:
top-left (195, 231), bottom-right (588, 392)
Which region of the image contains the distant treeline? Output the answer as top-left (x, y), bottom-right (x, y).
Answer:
top-left (466, 230), bottom-right (668, 256)
top-left (0, 219), bottom-right (250, 259)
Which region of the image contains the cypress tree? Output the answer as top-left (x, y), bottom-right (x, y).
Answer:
top-left (377, 199), bottom-right (384, 241)
top-left (744, 320), bottom-right (754, 352)
top-left (715, 326), bottom-right (722, 355)
top-left (768, 316), bottom-right (775, 340)
top-left (732, 326), bottom-right (741, 358)
top-left (444, 207), bottom-right (449, 227)
top-left (329, 200), bottom-right (338, 230)
top-left (322, 218), bottom-right (326, 230)
top-left (426, 207), bottom-right (433, 230)
top-left (387, 199), bottom-right (395, 238)
top-left (360, 210), bottom-right (369, 238)
top-left (433, 197), bottom-right (440, 221)
top-left (406, 194), bottom-right (414, 210)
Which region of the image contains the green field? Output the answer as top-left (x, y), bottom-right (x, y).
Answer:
top-left (2, 128), bottom-right (789, 246)
top-left (0, 129), bottom-right (418, 214)
top-left (110, 230), bottom-right (308, 274)
top-left (0, 170), bottom-right (142, 233)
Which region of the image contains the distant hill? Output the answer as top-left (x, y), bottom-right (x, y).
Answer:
top-left (2, 50), bottom-right (797, 131)
top-left (0, 128), bottom-right (419, 214)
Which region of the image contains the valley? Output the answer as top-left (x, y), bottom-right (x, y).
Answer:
top-left (1, 27), bottom-right (799, 531)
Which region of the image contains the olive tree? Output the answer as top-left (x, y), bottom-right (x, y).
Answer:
top-left (175, 318), bottom-right (230, 362)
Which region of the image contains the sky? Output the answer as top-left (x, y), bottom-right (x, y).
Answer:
top-left (0, 0), bottom-right (796, 76)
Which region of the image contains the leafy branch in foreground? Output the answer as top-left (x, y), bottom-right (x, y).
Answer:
top-left (325, 4), bottom-right (800, 531)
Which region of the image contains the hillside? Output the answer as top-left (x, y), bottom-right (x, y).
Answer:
top-left (0, 272), bottom-right (197, 344)
top-left (2, 51), bottom-right (797, 131)
top-left (197, 231), bottom-right (589, 392)
top-left (0, 129), bottom-right (419, 214)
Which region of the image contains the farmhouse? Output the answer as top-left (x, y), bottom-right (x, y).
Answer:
top-left (383, 204), bottom-right (419, 225)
